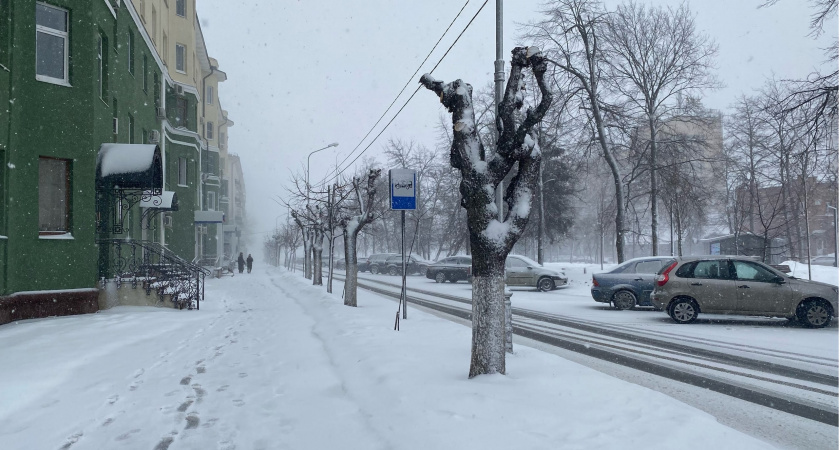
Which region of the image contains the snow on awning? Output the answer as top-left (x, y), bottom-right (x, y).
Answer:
top-left (96, 143), bottom-right (162, 190)
top-left (140, 191), bottom-right (179, 211)
top-left (194, 210), bottom-right (225, 224)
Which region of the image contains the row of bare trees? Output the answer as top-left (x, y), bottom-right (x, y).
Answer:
top-left (268, 0), bottom-right (836, 378)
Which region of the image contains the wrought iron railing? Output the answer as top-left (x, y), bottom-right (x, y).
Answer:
top-left (98, 239), bottom-right (211, 309)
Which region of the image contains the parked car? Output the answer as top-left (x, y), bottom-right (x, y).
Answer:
top-left (505, 255), bottom-right (568, 291)
top-left (650, 256), bottom-right (839, 328)
top-left (591, 257), bottom-right (675, 310)
top-left (384, 255), bottom-right (431, 276)
top-left (426, 256), bottom-right (473, 283)
top-left (811, 255), bottom-right (837, 267)
top-left (366, 253), bottom-right (399, 274)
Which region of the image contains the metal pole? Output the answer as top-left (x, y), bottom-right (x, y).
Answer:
top-left (494, 0), bottom-right (505, 222)
top-left (828, 204), bottom-right (838, 268)
top-left (401, 210), bottom-right (407, 319)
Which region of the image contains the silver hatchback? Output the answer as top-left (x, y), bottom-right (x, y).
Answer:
top-left (650, 256), bottom-right (839, 328)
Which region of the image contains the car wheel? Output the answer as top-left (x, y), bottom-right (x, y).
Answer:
top-left (537, 277), bottom-right (555, 292)
top-left (668, 297), bottom-right (699, 324)
top-left (612, 290), bottom-right (636, 310)
top-left (435, 272), bottom-right (447, 283)
top-left (388, 266), bottom-right (400, 276)
top-left (370, 266), bottom-right (380, 275)
top-left (797, 299), bottom-right (832, 328)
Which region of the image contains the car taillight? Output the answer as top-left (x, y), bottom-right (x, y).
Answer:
top-left (592, 276), bottom-right (599, 287)
top-left (656, 261), bottom-right (678, 287)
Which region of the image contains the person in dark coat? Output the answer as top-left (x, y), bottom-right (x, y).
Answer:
top-left (237, 252), bottom-right (245, 274)
top-left (246, 254), bottom-right (254, 273)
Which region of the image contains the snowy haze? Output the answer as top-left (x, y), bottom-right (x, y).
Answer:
top-left (195, 0), bottom-right (835, 238)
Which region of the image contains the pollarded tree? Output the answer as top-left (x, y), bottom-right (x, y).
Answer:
top-left (420, 47), bottom-right (553, 378)
top-left (339, 168), bottom-right (381, 307)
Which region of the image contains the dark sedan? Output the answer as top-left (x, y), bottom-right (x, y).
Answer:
top-left (591, 257), bottom-right (674, 310)
top-left (384, 255), bottom-right (431, 276)
top-left (426, 256), bottom-right (473, 283)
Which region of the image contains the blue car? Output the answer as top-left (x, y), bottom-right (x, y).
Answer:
top-left (591, 257), bottom-right (675, 310)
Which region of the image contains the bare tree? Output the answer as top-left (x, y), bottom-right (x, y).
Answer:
top-left (603, 1), bottom-right (718, 255)
top-left (420, 46), bottom-right (553, 378)
top-left (339, 169), bottom-right (382, 307)
top-left (526, 0), bottom-right (629, 262)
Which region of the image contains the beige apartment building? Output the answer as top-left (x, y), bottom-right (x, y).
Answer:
top-left (131, 0), bottom-right (247, 263)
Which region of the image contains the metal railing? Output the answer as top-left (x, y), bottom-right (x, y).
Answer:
top-left (98, 239), bottom-right (211, 309)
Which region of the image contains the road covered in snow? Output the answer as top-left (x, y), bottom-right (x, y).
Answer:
top-left (0, 267), bottom-right (793, 450)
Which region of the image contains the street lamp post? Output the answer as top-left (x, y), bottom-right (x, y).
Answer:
top-left (306, 143), bottom-right (339, 206)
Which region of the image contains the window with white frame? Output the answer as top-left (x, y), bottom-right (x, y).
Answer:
top-left (175, 43), bottom-right (186, 73)
top-left (35, 3), bottom-right (69, 84)
top-left (151, 7), bottom-right (157, 43)
top-left (207, 191), bottom-right (216, 210)
top-left (97, 34), bottom-right (105, 99)
top-left (176, 0), bottom-right (186, 17)
top-left (39, 157), bottom-right (71, 234)
top-left (178, 157), bottom-right (187, 186)
top-left (206, 86), bottom-right (213, 104)
top-left (206, 121), bottom-right (214, 140)
top-left (127, 31), bottom-right (135, 74)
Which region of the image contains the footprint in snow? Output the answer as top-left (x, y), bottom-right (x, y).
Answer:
top-left (180, 376), bottom-right (192, 385)
top-left (185, 414), bottom-right (200, 429)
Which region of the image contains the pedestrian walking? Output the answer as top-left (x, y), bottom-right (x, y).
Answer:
top-left (246, 254), bottom-right (253, 273)
top-left (237, 252), bottom-right (245, 274)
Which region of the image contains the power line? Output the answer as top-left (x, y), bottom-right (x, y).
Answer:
top-left (319, 0), bottom-right (472, 188)
top-left (322, 0), bottom-right (491, 185)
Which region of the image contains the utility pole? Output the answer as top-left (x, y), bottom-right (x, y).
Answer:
top-left (494, 0), bottom-right (505, 222)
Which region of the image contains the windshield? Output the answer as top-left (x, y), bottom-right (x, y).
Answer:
top-left (511, 255), bottom-right (541, 267)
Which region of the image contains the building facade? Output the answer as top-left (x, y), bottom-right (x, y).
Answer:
top-left (0, 0), bottom-right (245, 324)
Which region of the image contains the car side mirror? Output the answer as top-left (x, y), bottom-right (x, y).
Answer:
top-left (773, 276), bottom-right (786, 284)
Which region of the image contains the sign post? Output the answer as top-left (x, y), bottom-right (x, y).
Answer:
top-left (389, 169), bottom-right (417, 329)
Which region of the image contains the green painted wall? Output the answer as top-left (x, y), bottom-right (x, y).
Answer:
top-left (2, 0), bottom-right (163, 294)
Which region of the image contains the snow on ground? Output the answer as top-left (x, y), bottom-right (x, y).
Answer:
top-left (782, 260), bottom-right (839, 286)
top-left (0, 268), bottom-right (775, 450)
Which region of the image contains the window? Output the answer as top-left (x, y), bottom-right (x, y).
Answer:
top-left (162, 33), bottom-right (168, 65)
top-left (733, 261), bottom-right (777, 283)
top-left (175, 97), bottom-right (188, 128)
top-left (128, 114), bottom-right (135, 143)
top-left (139, 0), bottom-right (146, 21)
top-left (175, 43), bottom-right (186, 73)
top-left (178, 157), bottom-right (187, 185)
top-left (206, 86), bottom-right (213, 104)
top-left (207, 191), bottom-right (216, 210)
top-left (39, 157), bottom-right (70, 234)
top-left (97, 34), bottom-right (105, 99)
top-left (151, 7), bottom-right (157, 43)
top-left (176, 0), bottom-right (186, 17)
top-left (691, 260), bottom-right (731, 280)
top-left (127, 31), bottom-right (134, 74)
top-left (635, 259), bottom-right (667, 274)
top-left (142, 54), bottom-right (148, 92)
top-left (206, 121), bottom-right (214, 140)
top-left (35, 3), bottom-right (69, 84)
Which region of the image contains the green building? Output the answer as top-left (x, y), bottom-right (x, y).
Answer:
top-left (0, 0), bottom-right (221, 324)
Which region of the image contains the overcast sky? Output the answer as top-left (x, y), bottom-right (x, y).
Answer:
top-left (196, 0), bottom-right (835, 243)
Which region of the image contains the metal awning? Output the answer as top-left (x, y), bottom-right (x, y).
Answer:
top-left (140, 191), bottom-right (179, 211)
top-left (194, 210), bottom-right (225, 223)
top-left (96, 143), bottom-right (163, 191)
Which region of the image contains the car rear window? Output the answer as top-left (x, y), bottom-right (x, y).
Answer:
top-left (635, 260), bottom-right (666, 274)
top-left (655, 259), bottom-right (678, 275)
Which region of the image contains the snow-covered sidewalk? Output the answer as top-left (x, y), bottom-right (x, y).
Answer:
top-left (0, 268), bottom-right (772, 449)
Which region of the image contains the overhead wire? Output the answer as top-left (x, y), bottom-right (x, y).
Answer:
top-left (320, 0), bottom-right (491, 186)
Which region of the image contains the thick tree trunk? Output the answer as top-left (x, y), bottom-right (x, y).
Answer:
top-left (469, 255), bottom-right (507, 378)
top-left (312, 230), bottom-right (324, 286)
top-left (648, 114), bottom-right (659, 256)
top-left (343, 230), bottom-right (360, 307)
